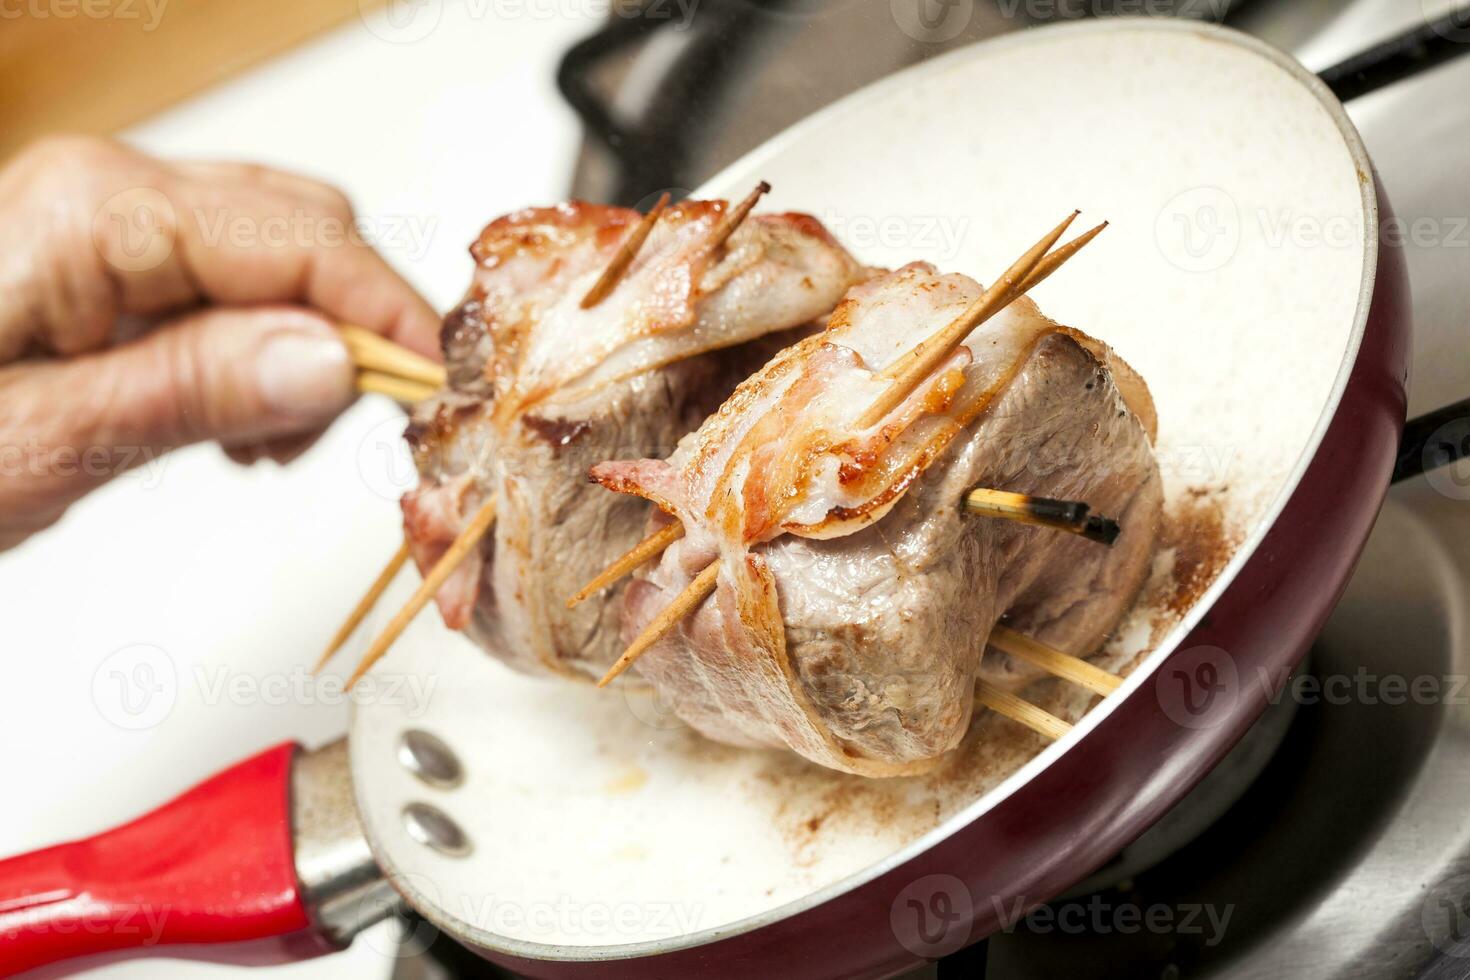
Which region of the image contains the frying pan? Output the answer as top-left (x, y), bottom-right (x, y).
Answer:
top-left (0, 19), bottom-right (1414, 978)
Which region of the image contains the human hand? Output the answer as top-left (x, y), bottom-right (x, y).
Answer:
top-left (0, 136), bottom-right (440, 551)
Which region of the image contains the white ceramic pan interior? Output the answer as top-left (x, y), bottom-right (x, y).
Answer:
top-left (349, 18), bottom-right (1376, 960)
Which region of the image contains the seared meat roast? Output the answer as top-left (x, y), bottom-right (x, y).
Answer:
top-left (402, 199), bottom-right (863, 681)
top-left (593, 263), bottom-right (1163, 775)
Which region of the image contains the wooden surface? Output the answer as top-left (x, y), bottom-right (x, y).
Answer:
top-left (0, 0), bottom-right (385, 158)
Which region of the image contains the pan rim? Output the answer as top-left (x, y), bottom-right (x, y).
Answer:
top-left (362, 15), bottom-right (1381, 964)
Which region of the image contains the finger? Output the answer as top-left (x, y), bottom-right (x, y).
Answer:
top-left (0, 305), bottom-right (354, 516)
top-left (1, 137), bottom-right (441, 361)
top-left (130, 174), bottom-right (442, 359)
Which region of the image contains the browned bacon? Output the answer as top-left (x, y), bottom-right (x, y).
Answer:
top-left (400, 199), bottom-right (863, 681)
top-left (596, 263), bottom-right (1162, 775)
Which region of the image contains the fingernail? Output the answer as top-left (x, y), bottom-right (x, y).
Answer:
top-left (256, 330), bottom-right (352, 421)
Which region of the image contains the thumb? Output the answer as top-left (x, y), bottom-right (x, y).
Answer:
top-left (0, 306), bottom-right (354, 544)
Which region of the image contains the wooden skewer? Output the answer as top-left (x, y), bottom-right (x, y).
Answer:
top-left (356, 370), bottom-right (438, 406)
top-left (567, 522), bottom-right (684, 608)
top-left (336, 181), bottom-right (760, 681)
top-left (876, 210), bottom-right (1078, 387)
top-left (988, 625), bottom-right (1121, 697)
top-left (856, 213), bottom-right (1104, 429)
top-left (876, 210), bottom-right (1077, 391)
top-left (1012, 220), bottom-right (1109, 296)
top-left (597, 560), bottom-right (719, 687)
top-left (582, 214), bottom-right (1114, 696)
top-left (705, 181), bottom-right (771, 255)
top-left (345, 497), bottom-right (498, 688)
top-left (580, 192), bottom-right (671, 309)
top-left (572, 486), bottom-right (1116, 613)
top-left (337, 184), bottom-right (754, 684)
top-left (314, 540), bottom-right (412, 674)
top-left (975, 681), bottom-right (1072, 740)
top-left (964, 488), bottom-right (1120, 546)
top-left (338, 325), bottom-right (448, 388)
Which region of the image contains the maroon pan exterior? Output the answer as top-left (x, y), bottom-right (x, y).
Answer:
top-left (474, 182), bottom-right (1411, 980)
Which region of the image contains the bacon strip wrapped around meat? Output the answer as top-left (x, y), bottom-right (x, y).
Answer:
top-left (401, 199), bottom-right (863, 681)
top-left (592, 262), bottom-right (1162, 775)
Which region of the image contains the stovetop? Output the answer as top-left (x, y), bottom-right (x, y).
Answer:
top-left (392, 2), bottom-right (1470, 977)
top-left (984, 478), bottom-right (1470, 978)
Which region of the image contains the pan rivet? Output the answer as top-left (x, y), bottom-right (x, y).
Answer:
top-left (398, 729), bottom-right (464, 790)
top-left (402, 802), bottom-right (473, 858)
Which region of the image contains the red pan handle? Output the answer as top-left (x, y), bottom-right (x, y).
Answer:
top-left (0, 742), bottom-right (328, 976)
